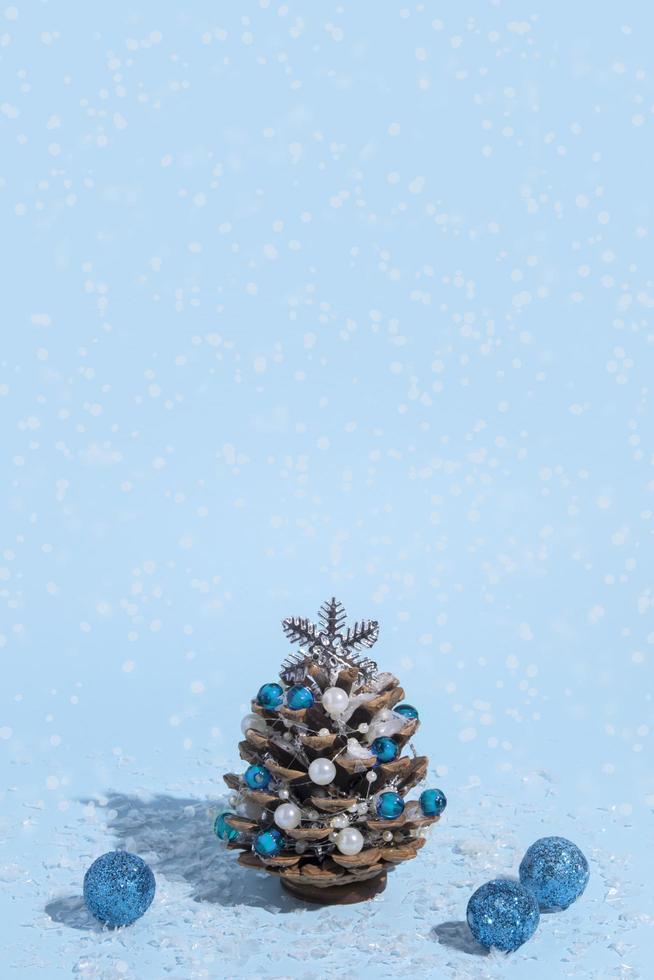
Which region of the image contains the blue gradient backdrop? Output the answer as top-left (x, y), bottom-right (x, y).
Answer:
top-left (1, 3), bottom-right (652, 977)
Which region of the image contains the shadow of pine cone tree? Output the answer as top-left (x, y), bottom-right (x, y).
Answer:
top-left (218, 599), bottom-right (446, 905)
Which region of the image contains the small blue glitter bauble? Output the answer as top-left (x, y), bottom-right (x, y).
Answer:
top-left (83, 851), bottom-right (155, 927)
top-left (419, 788), bottom-right (447, 817)
top-left (466, 879), bottom-right (540, 952)
top-left (519, 836), bottom-right (590, 911)
top-left (213, 811), bottom-right (239, 842)
top-left (256, 682), bottom-right (284, 709)
top-left (376, 791), bottom-right (405, 820)
top-left (286, 685), bottom-right (315, 710)
top-left (370, 736), bottom-right (399, 763)
top-left (244, 763), bottom-right (272, 790)
top-left (254, 827), bottom-right (282, 857)
top-left (394, 703), bottom-right (419, 720)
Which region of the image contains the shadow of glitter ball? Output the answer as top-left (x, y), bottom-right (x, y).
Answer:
top-left (519, 836), bottom-right (589, 911)
top-left (466, 879), bottom-right (540, 953)
top-left (83, 851), bottom-right (155, 927)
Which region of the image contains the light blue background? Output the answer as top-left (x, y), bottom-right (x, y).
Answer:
top-left (1, 2), bottom-right (652, 977)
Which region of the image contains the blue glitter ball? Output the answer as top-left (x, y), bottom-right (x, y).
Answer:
top-left (213, 811), bottom-right (239, 842)
top-left (256, 682), bottom-right (284, 709)
top-left (370, 736), bottom-right (399, 763)
top-left (466, 879), bottom-right (540, 953)
top-left (83, 851), bottom-right (155, 927)
top-left (244, 763), bottom-right (272, 790)
top-left (519, 836), bottom-right (590, 911)
top-left (376, 791), bottom-right (405, 820)
top-left (286, 685), bottom-right (315, 710)
top-left (254, 827), bottom-right (282, 857)
top-left (419, 788), bottom-right (447, 817)
top-left (394, 703), bottom-right (419, 720)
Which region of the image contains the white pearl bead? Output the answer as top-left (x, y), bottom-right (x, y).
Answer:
top-left (330, 813), bottom-right (349, 829)
top-left (322, 687), bottom-right (349, 717)
top-left (358, 722), bottom-right (369, 734)
top-left (318, 728), bottom-right (330, 737)
top-left (308, 757), bottom-right (336, 786)
top-left (382, 830), bottom-right (393, 842)
top-left (240, 713), bottom-right (267, 736)
top-left (273, 802), bottom-right (301, 830)
top-left (335, 827), bottom-right (364, 856)
top-left (278, 787), bottom-right (290, 800)
top-left (366, 771), bottom-right (377, 783)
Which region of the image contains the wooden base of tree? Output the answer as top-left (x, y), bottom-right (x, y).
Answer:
top-left (281, 871), bottom-right (388, 906)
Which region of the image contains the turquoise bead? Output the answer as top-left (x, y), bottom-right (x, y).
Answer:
top-left (244, 764), bottom-right (271, 790)
top-left (394, 703), bottom-right (419, 720)
top-left (419, 788), bottom-right (447, 817)
top-left (254, 828), bottom-right (282, 857)
top-left (376, 791), bottom-right (405, 820)
top-left (213, 811), bottom-right (239, 842)
top-left (286, 685), bottom-right (315, 710)
top-left (370, 736), bottom-right (399, 763)
top-left (256, 682), bottom-right (284, 709)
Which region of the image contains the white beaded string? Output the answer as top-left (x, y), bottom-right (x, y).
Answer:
top-left (234, 672), bottom-right (423, 859)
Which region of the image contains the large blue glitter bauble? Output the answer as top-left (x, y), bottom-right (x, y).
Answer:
top-left (466, 879), bottom-right (539, 952)
top-left (244, 763), bottom-right (272, 790)
top-left (419, 788), bottom-right (447, 817)
top-left (519, 836), bottom-right (590, 911)
top-left (83, 851), bottom-right (155, 927)
top-left (370, 736), bottom-right (399, 763)
top-left (257, 682), bottom-right (284, 709)
top-left (213, 811), bottom-right (239, 842)
top-left (376, 791), bottom-right (405, 820)
top-left (254, 827), bottom-right (282, 857)
top-left (286, 685), bottom-right (315, 710)
top-left (394, 703), bottom-right (419, 720)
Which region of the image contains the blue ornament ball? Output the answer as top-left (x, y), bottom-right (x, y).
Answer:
top-left (394, 703), bottom-right (419, 720)
top-left (83, 851), bottom-right (155, 927)
top-left (519, 836), bottom-right (590, 911)
top-left (286, 685), bottom-right (315, 710)
top-left (376, 791), bottom-right (405, 820)
top-left (257, 682), bottom-right (284, 709)
top-left (466, 879), bottom-right (540, 953)
top-left (244, 763), bottom-right (272, 790)
top-left (419, 788), bottom-right (447, 817)
top-left (213, 811), bottom-right (239, 842)
top-left (254, 827), bottom-right (282, 858)
top-left (370, 736), bottom-right (399, 763)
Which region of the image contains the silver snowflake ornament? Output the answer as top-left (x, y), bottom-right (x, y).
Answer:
top-left (280, 597), bottom-right (379, 685)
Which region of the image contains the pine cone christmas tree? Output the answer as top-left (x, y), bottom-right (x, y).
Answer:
top-left (216, 598), bottom-right (447, 905)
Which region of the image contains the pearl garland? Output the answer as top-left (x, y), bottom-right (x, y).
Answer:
top-left (335, 827), bottom-right (364, 855)
top-left (308, 757), bottom-right (336, 786)
top-left (273, 802), bottom-right (301, 830)
top-left (240, 713), bottom-right (267, 736)
top-left (330, 813), bottom-right (349, 829)
top-left (322, 687), bottom-right (349, 718)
